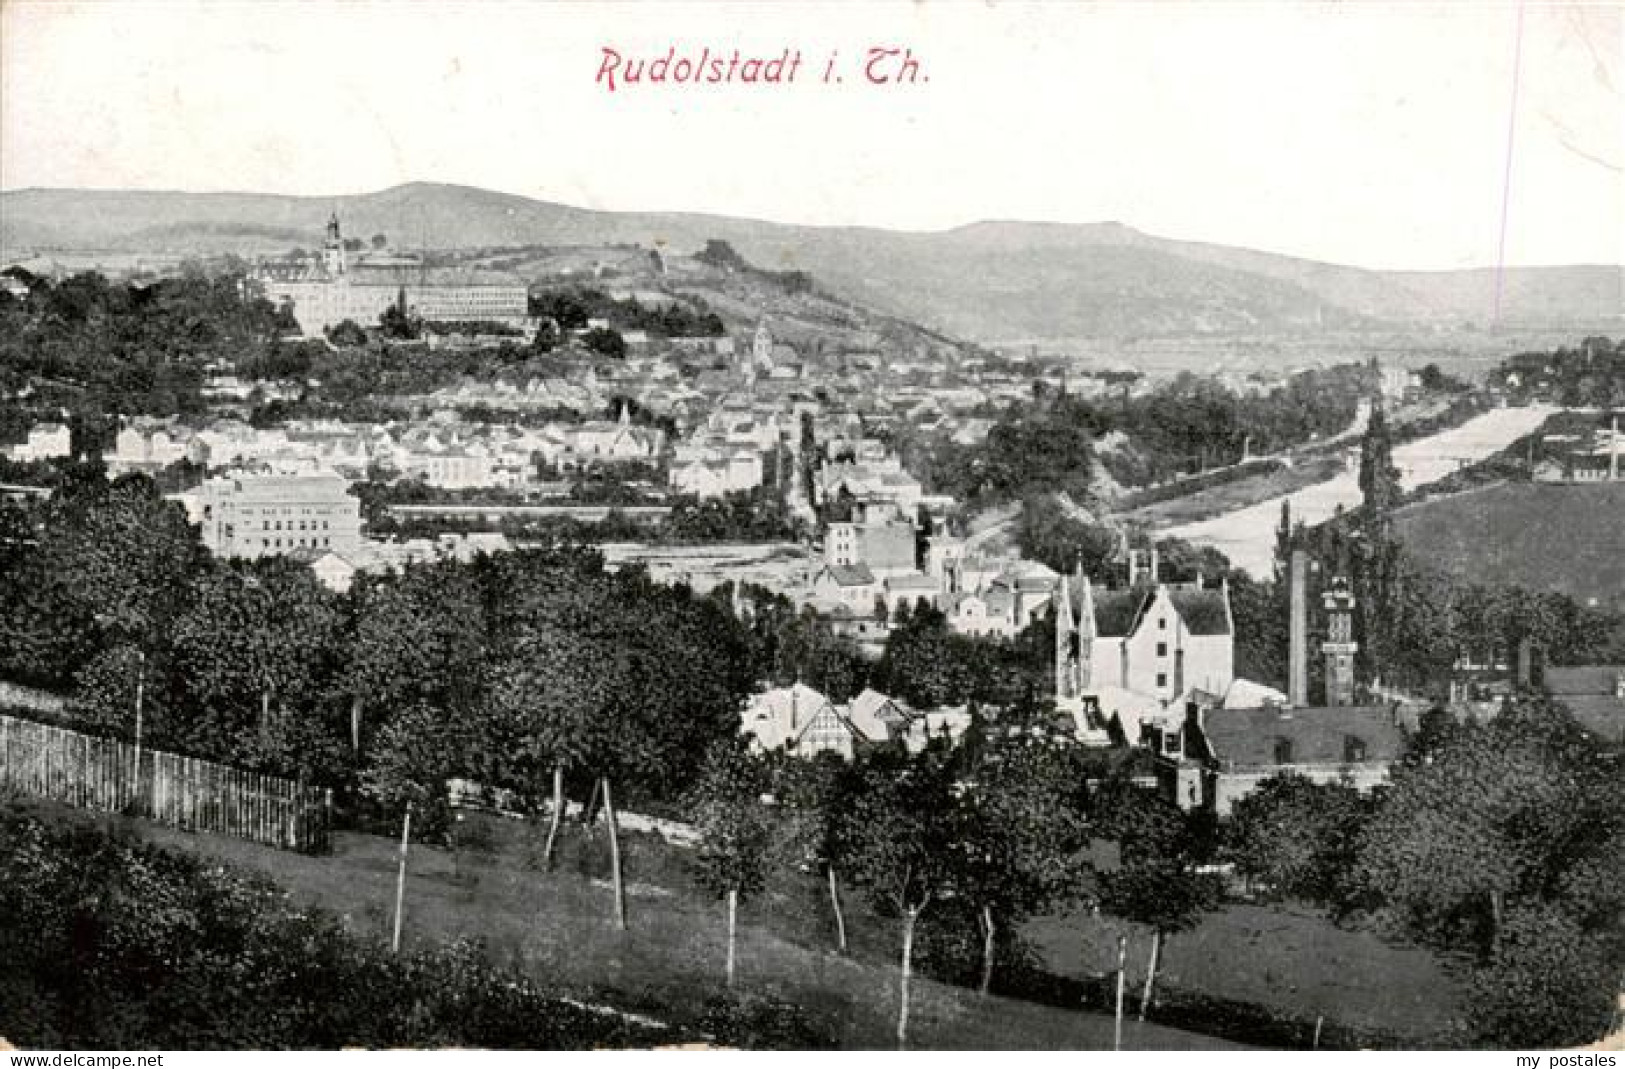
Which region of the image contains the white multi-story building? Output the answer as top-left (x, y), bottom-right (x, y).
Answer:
top-left (8, 422), bottom-right (71, 462)
top-left (197, 469), bottom-right (362, 560)
top-left (669, 451), bottom-right (763, 498)
top-left (107, 418), bottom-right (210, 473)
top-left (250, 215), bottom-right (529, 336)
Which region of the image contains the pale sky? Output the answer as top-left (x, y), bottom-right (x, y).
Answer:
top-left (2, 0), bottom-right (1621, 270)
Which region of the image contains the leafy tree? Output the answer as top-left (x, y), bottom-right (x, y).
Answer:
top-left (873, 606), bottom-right (978, 709)
top-left (1092, 784), bottom-right (1221, 1019)
top-left (765, 751), bottom-right (853, 952)
top-left (951, 711), bottom-right (1091, 993)
top-left (1355, 698), bottom-right (1621, 957)
top-left (0, 474), bottom-right (206, 689)
top-left (344, 563), bottom-right (486, 756)
top-left (694, 239), bottom-right (750, 272)
top-left (167, 560), bottom-right (345, 776)
top-left (1465, 905), bottom-right (1621, 1048)
top-left (378, 290), bottom-right (422, 341)
top-left (1355, 400), bottom-right (1403, 683)
top-left (70, 643), bottom-right (156, 740)
top-left (1223, 773), bottom-right (1371, 908)
top-left (872, 604), bottom-right (1045, 711)
top-left (1352, 697), bottom-right (1623, 1048)
top-left (834, 745), bottom-right (961, 1048)
top-left (531, 319), bottom-right (561, 353)
top-left (1015, 493), bottom-right (1119, 579)
top-left (326, 319), bottom-right (368, 348)
top-left (361, 701), bottom-right (466, 840)
top-left (485, 625), bottom-right (632, 917)
top-left (582, 327), bottom-right (626, 360)
top-left (685, 742), bottom-right (773, 987)
top-left (1227, 569), bottom-right (1289, 692)
top-left (770, 608), bottom-right (865, 703)
top-left (479, 564), bottom-right (754, 926)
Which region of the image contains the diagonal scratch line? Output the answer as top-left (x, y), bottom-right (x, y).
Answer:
top-left (1494, 0), bottom-right (1527, 324)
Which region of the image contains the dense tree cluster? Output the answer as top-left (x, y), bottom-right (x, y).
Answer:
top-left (0, 269), bottom-right (287, 434)
top-left (529, 284), bottom-right (725, 338)
top-left (870, 604), bottom-right (1049, 711)
top-left (690, 240), bottom-right (814, 295)
top-left (1492, 335), bottom-right (1625, 408)
top-left (1222, 698), bottom-right (1624, 1048)
top-left (0, 473), bottom-right (759, 826)
top-left (914, 363), bottom-right (1379, 507)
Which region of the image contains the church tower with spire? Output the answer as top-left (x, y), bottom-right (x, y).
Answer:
top-left (1055, 574), bottom-right (1077, 701)
top-left (322, 213), bottom-right (347, 277)
top-left (1054, 566), bottom-right (1097, 701)
top-left (752, 319), bottom-right (773, 370)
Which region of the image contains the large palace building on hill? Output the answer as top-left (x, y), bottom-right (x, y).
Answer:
top-left (248, 215), bottom-right (530, 335)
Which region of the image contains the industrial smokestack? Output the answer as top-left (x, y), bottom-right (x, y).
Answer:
top-left (1611, 416), bottom-right (1619, 482)
top-left (1150, 546), bottom-right (1161, 586)
top-left (1289, 549), bottom-right (1309, 707)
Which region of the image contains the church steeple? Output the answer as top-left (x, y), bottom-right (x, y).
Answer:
top-left (1054, 574), bottom-right (1076, 701)
top-left (322, 213), bottom-right (347, 277)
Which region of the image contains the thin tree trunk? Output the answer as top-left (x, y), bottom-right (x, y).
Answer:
top-left (259, 689), bottom-right (272, 743)
top-left (979, 905), bottom-right (996, 996)
top-left (1113, 933), bottom-right (1128, 1051)
top-left (827, 865), bottom-right (848, 953)
top-left (1138, 928), bottom-right (1162, 1021)
top-left (583, 776), bottom-right (603, 827)
top-left (726, 887), bottom-right (738, 987)
top-left (541, 764), bottom-right (564, 870)
top-left (897, 904), bottom-right (921, 1050)
top-left (349, 694), bottom-right (363, 754)
top-left (391, 803), bottom-right (412, 954)
top-left (602, 777), bottom-right (626, 930)
top-left (1489, 888), bottom-right (1504, 952)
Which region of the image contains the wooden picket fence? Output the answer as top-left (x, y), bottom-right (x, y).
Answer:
top-left (0, 713), bottom-right (331, 853)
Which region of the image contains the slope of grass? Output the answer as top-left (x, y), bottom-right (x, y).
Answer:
top-left (14, 799), bottom-right (1241, 1050)
top-left (1394, 481), bottom-right (1625, 610)
top-left (1026, 902), bottom-right (1463, 1047)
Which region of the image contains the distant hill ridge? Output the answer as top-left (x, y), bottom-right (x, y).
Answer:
top-left (3, 182), bottom-right (1619, 340)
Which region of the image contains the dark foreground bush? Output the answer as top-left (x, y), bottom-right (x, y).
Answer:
top-left (0, 804), bottom-right (678, 1049)
top-left (696, 992), bottom-right (839, 1050)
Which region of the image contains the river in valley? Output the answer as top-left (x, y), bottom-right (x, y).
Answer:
top-left (1161, 404), bottom-right (1560, 577)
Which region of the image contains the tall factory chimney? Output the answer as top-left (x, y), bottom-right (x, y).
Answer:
top-left (1611, 415), bottom-right (1619, 482)
top-left (1289, 549), bottom-right (1309, 707)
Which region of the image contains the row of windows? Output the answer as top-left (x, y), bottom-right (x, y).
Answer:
top-left (246, 536), bottom-right (333, 551)
top-left (262, 519), bottom-right (332, 532)
top-left (232, 506), bottom-right (340, 516)
top-left (1272, 736), bottom-right (1369, 765)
